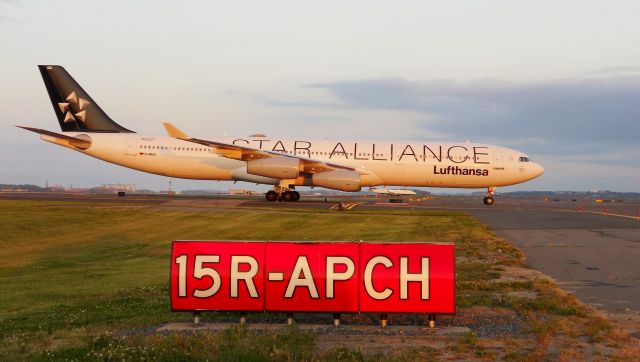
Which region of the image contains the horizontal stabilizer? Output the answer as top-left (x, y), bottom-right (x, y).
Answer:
top-left (17, 125), bottom-right (92, 149)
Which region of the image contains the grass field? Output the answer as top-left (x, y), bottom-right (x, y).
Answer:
top-left (0, 199), bottom-right (637, 361)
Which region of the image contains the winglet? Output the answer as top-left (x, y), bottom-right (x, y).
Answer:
top-left (163, 122), bottom-right (190, 139)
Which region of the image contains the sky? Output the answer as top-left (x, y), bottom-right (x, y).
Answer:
top-left (1, 0), bottom-right (639, 192)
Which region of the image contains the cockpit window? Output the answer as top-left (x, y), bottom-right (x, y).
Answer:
top-left (519, 156), bottom-right (530, 162)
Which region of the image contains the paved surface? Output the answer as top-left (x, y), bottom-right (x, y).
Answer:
top-left (464, 204), bottom-right (640, 314)
top-left (378, 196), bottom-right (640, 314)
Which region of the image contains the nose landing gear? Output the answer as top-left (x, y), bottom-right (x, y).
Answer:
top-left (483, 187), bottom-right (496, 206)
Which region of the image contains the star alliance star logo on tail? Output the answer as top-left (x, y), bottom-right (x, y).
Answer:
top-left (58, 91), bottom-right (91, 124)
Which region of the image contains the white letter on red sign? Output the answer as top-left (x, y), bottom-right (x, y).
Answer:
top-left (364, 256), bottom-right (393, 300)
top-left (193, 255), bottom-right (221, 298)
top-left (230, 256), bottom-right (259, 298)
top-left (175, 255), bottom-right (187, 297)
top-left (400, 257), bottom-right (430, 300)
top-left (284, 256), bottom-right (319, 299)
top-left (326, 256), bottom-right (355, 298)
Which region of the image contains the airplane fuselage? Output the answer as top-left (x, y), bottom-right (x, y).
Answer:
top-left (43, 133), bottom-right (544, 189)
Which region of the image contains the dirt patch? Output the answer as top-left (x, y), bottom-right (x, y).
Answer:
top-left (499, 265), bottom-right (551, 282)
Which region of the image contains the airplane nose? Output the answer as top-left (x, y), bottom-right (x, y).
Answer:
top-left (532, 162), bottom-right (544, 178)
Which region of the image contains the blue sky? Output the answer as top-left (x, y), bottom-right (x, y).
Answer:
top-left (1, 0), bottom-right (639, 192)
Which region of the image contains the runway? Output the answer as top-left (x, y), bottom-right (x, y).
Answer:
top-left (363, 195), bottom-right (640, 314)
top-left (465, 207), bottom-right (640, 315)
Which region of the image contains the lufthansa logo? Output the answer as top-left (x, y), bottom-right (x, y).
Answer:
top-left (519, 166), bottom-right (525, 173)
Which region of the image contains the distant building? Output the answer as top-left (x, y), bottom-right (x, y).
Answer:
top-left (93, 183), bottom-right (136, 194)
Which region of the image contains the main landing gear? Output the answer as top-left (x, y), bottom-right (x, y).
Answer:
top-left (265, 186), bottom-right (300, 202)
top-left (483, 187), bottom-right (496, 206)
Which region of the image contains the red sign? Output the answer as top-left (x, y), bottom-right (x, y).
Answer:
top-left (170, 241), bottom-right (454, 314)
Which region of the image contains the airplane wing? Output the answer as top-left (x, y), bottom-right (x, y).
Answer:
top-left (163, 123), bottom-right (360, 174)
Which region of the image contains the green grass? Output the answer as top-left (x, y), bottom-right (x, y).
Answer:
top-left (0, 199), bottom-right (501, 360)
top-left (1, 199), bottom-right (630, 360)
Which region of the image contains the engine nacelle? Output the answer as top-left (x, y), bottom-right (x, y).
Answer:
top-left (312, 170), bottom-right (361, 192)
top-left (247, 157), bottom-right (301, 179)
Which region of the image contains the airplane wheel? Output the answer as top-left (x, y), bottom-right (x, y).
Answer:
top-left (283, 191), bottom-right (295, 202)
top-left (266, 191), bottom-right (278, 202)
top-left (292, 191), bottom-right (300, 202)
top-left (483, 196), bottom-right (495, 206)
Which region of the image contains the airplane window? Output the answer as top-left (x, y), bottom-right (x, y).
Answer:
top-left (519, 156), bottom-right (530, 162)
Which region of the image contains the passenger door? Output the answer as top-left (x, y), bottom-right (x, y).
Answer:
top-left (492, 150), bottom-right (504, 170)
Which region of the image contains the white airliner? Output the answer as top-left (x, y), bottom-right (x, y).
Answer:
top-left (370, 189), bottom-right (417, 196)
top-left (20, 65), bottom-right (543, 205)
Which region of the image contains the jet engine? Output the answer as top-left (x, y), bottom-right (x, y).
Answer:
top-left (246, 157), bottom-right (301, 179)
top-left (312, 170), bottom-right (361, 192)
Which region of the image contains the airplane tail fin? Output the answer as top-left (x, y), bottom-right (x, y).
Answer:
top-left (38, 65), bottom-right (134, 133)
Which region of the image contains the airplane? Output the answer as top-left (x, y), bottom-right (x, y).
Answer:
top-left (370, 188), bottom-right (417, 196)
top-left (19, 65), bottom-right (544, 205)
